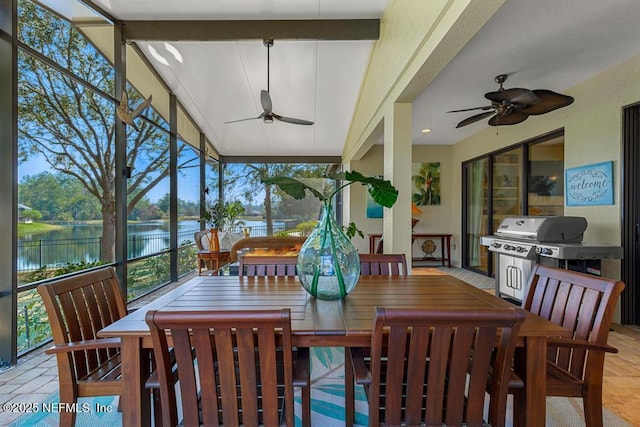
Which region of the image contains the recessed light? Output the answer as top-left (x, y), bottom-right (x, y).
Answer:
top-left (421, 128), bottom-right (431, 133)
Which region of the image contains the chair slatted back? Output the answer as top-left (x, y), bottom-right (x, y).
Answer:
top-left (359, 253), bottom-right (408, 276)
top-left (37, 267), bottom-right (128, 426)
top-left (146, 309), bottom-right (296, 427)
top-left (37, 267), bottom-right (127, 380)
top-left (523, 264), bottom-right (625, 379)
top-left (368, 307), bottom-right (525, 427)
top-left (239, 255), bottom-right (298, 277)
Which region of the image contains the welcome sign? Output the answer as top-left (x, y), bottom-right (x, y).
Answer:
top-left (565, 161), bottom-right (613, 206)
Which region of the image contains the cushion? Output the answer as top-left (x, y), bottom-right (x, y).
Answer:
top-left (200, 232), bottom-right (212, 251)
top-left (219, 232), bottom-right (243, 251)
top-left (201, 231), bottom-right (243, 252)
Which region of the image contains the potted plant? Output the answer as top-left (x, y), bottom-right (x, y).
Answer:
top-left (263, 170), bottom-right (398, 300)
top-left (202, 200), bottom-right (246, 251)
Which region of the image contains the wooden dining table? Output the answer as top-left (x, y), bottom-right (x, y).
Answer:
top-left (99, 274), bottom-right (570, 427)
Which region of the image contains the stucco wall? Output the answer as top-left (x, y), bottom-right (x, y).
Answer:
top-left (349, 144), bottom-right (457, 262)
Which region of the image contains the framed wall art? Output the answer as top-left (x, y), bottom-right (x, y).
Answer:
top-left (412, 162), bottom-right (441, 206)
top-left (366, 191), bottom-right (383, 218)
top-left (565, 161), bottom-right (613, 206)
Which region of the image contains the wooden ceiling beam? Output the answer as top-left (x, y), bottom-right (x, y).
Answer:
top-left (122, 19), bottom-right (380, 41)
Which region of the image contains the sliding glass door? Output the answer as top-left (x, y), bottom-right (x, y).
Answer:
top-left (463, 131), bottom-right (564, 276)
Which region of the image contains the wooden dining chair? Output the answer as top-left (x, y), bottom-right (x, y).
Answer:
top-left (511, 264), bottom-right (625, 427)
top-left (358, 253), bottom-right (408, 276)
top-left (344, 253), bottom-right (410, 424)
top-left (145, 308), bottom-right (309, 427)
top-left (37, 267), bottom-right (128, 427)
top-left (349, 307), bottom-right (525, 427)
top-left (238, 255), bottom-right (298, 276)
top-left (236, 254), bottom-right (311, 422)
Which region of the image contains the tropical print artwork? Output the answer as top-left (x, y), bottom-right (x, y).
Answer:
top-left (412, 162), bottom-right (441, 206)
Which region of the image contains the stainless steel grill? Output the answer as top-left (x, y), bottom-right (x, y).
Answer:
top-left (481, 216), bottom-right (623, 303)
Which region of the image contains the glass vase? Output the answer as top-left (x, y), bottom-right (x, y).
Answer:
top-left (297, 202), bottom-right (360, 300)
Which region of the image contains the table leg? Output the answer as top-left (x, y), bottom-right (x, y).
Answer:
top-left (516, 336), bottom-right (547, 427)
top-left (444, 235), bottom-right (452, 267)
top-left (121, 336), bottom-right (151, 427)
top-left (344, 348), bottom-right (354, 427)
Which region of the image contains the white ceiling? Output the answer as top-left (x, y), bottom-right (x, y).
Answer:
top-left (79, 0), bottom-right (640, 157)
top-left (87, 0), bottom-right (388, 157)
top-left (412, 0), bottom-right (640, 146)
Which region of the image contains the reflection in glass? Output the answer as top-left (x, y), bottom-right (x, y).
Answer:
top-left (528, 136), bottom-right (564, 216)
top-left (466, 158), bottom-right (489, 272)
top-left (492, 148), bottom-right (523, 233)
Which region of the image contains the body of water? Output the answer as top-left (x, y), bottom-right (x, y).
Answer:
top-left (18, 219), bottom-right (287, 271)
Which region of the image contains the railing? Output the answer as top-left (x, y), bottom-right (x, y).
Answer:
top-left (17, 229), bottom-right (199, 273)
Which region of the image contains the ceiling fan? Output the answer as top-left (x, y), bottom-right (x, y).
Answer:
top-left (448, 74), bottom-right (574, 128)
top-left (225, 39), bottom-right (314, 126)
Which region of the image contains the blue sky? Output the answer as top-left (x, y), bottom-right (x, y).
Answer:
top-left (18, 155), bottom-right (200, 203)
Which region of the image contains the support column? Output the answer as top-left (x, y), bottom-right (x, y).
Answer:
top-left (340, 161), bottom-right (352, 226)
top-left (0, 0), bottom-right (18, 365)
top-left (169, 94), bottom-right (177, 281)
top-left (113, 22), bottom-right (128, 293)
top-left (199, 133), bottom-right (206, 231)
top-left (383, 103), bottom-right (412, 265)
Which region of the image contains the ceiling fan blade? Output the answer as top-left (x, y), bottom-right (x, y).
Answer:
top-left (485, 88), bottom-right (539, 105)
top-left (224, 113), bottom-right (265, 124)
top-left (272, 113), bottom-right (314, 126)
top-left (455, 111), bottom-right (495, 128)
top-left (447, 105), bottom-right (494, 113)
top-left (519, 90), bottom-right (574, 115)
top-left (260, 90), bottom-right (272, 114)
top-left (488, 111), bottom-right (529, 126)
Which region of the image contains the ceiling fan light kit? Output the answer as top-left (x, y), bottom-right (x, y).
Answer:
top-left (448, 74), bottom-right (574, 128)
top-left (224, 38), bottom-right (314, 126)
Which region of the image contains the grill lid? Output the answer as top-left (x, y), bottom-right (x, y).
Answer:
top-left (495, 216), bottom-right (587, 243)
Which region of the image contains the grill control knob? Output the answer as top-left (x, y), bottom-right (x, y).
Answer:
top-left (492, 242), bottom-right (502, 248)
top-left (504, 245), bottom-right (514, 251)
top-left (516, 247), bottom-right (527, 253)
top-left (538, 247), bottom-right (553, 255)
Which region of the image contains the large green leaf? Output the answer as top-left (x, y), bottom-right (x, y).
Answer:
top-left (261, 176), bottom-right (326, 201)
top-left (264, 170), bottom-right (398, 208)
top-left (330, 170), bottom-right (399, 208)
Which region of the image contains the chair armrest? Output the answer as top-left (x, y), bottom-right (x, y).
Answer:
top-left (546, 337), bottom-right (618, 354)
top-left (293, 347), bottom-right (310, 387)
top-left (349, 347), bottom-right (372, 386)
top-left (45, 338), bottom-right (121, 354)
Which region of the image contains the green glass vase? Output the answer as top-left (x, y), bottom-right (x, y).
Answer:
top-left (297, 202), bottom-right (360, 300)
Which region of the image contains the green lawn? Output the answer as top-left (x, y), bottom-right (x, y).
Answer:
top-left (17, 222), bottom-right (64, 237)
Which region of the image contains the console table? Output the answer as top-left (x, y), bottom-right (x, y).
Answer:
top-left (368, 233), bottom-right (452, 268)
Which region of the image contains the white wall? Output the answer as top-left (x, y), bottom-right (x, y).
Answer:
top-left (349, 144), bottom-right (457, 263)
